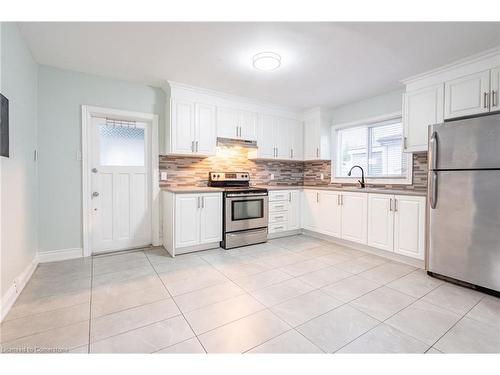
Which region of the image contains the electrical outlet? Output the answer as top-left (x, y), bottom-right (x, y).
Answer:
top-left (160, 171), bottom-right (168, 181)
top-left (320, 173), bottom-right (324, 180)
top-left (270, 173), bottom-right (275, 180)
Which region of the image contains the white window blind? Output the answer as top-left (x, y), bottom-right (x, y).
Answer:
top-left (335, 117), bottom-right (409, 179)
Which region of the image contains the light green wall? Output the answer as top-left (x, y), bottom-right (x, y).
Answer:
top-left (1, 23), bottom-right (38, 297)
top-left (331, 88), bottom-right (404, 125)
top-left (37, 66), bottom-right (165, 252)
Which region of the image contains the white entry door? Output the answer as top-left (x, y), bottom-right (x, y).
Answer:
top-left (90, 117), bottom-right (152, 253)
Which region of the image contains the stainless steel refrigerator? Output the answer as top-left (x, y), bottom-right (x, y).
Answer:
top-left (427, 111), bottom-right (500, 293)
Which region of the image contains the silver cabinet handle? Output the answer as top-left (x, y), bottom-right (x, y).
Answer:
top-left (341, 194), bottom-right (343, 206)
top-left (290, 149), bottom-right (293, 159)
top-left (196, 141), bottom-right (199, 152)
top-left (197, 196), bottom-right (200, 208)
top-left (389, 198), bottom-right (393, 211)
top-left (316, 147), bottom-right (319, 158)
top-left (276, 147), bottom-right (278, 157)
top-left (484, 92), bottom-right (490, 109)
top-left (201, 196), bottom-right (204, 208)
top-left (394, 198), bottom-right (398, 212)
top-left (337, 195), bottom-right (340, 206)
top-left (191, 141), bottom-right (195, 153)
top-left (492, 90), bottom-right (498, 108)
top-left (316, 192), bottom-right (319, 203)
top-left (288, 192), bottom-right (291, 202)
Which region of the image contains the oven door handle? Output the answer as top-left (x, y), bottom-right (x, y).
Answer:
top-left (226, 193), bottom-right (268, 198)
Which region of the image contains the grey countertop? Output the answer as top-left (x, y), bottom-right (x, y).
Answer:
top-left (162, 185), bottom-right (426, 196)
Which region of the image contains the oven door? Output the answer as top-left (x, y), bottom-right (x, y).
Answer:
top-left (225, 194), bottom-right (268, 232)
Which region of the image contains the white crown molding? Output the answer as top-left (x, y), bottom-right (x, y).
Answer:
top-left (1, 258), bottom-right (38, 322)
top-left (37, 248), bottom-right (83, 263)
top-left (401, 45), bottom-right (500, 85)
top-left (165, 80), bottom-right (302, 115)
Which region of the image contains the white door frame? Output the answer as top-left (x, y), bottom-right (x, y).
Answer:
top-left (81, 105), bottom-right (160, 257)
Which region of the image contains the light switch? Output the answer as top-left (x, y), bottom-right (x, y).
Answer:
top-left (270, 173), bottom-right (275, 180)
top-left (160, 171), bottom-right (168, 181)
top-left (320, 173), bottom-right (324, 180)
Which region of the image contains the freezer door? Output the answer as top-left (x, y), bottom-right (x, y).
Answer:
top-left (428, 112), bottom-right (500, 170)
top-left (427, 170), bottom-right (500, 291)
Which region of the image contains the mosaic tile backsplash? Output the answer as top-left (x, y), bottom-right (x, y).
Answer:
top-left (159, 145), bottom-right (428, 192)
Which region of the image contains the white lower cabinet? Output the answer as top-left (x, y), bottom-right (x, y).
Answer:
top-left (163, 192), bottom-right (222, 256)
top-left (318, 191), bottom-right (342, 238)
top-left (368, 193), bottom-right (426, 260)
top-left (268, 190), bottom-right (301, 235)
top-left (340, 192), bottom-right (368, 244)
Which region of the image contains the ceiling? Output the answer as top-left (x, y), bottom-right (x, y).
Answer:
top-left (18, 22), bottom-right (500, 109)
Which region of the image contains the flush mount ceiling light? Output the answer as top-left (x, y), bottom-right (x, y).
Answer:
top-left (252, 52), bottom-right (281, 71)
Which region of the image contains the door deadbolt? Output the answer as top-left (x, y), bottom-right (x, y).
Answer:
top-left (92, 192), bottom-right (100, 197)
top-left (92, 168), bottom-right (98, 173)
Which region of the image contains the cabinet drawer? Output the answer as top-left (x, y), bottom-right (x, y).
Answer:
top-left (269, 191), bottom-right (290, 202)
top-left (269, 201), bottom-right (288, 212)
top-left (269, 211), bottom-right (288, 224)
top-left (269, 223), bottom-right (287, 234)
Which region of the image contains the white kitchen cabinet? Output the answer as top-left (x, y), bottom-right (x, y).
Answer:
top-left (194, 103), bottom-right (217, 156)
top-left (287, 190), bottom-right (301, 231)
top-left (318, 191), bottom-right (342, 238)
top-left (340, 192), bottom-right (368, 244)
top-left (302, 190), bottom-right (320, 231)
top-left (393, 195), bottom-right (426, 260)
top-left (275, 118), bottom-right (291, 159)
top-left (268, 190), bottom-right (301, 235)
top-left (491, 66), bottom-right (500, 111)
top-left (258, 114), bottom-right (277, 158)
top-left (169, 99), bottom-right (216, 156)
top-left (303, 108), bottom-right (331, 160)
top-left (403, 84), bottom-right (444, 152)
top-left (170, 99), bottom-right (195, 155)
top-left (289, 119), bottom-right (303, 160)
top-left (368, 194), bottom-right (394, 252)
top-left (217, 107), bottom-right (257, 141)
top-left (444, 70), bottom-right (491, 119)
top-left (253, 115), bottom-right (300, 160)
top-left (165, 192), bottom-right (222, 255)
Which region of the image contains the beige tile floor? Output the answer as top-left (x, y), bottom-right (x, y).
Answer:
top-left (1, 234), bottom-right (499, 354)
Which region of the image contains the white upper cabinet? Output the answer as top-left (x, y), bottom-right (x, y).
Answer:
top-left (258, 114), bottom-right (277, 158)
top-left (170, 99), bottom-right (195, 155)
top-left (195, 103), bottom-right (217, 156)
top-left (168, 99), bottom-right (216, 156)
top-left (340, 192), bottom-right (368, 244)
top-left (403, 84), bottom-right (444, 152)
top-left (303, 108), bottom-right (331, 160)
top-left (444, 70), bottom-right (491, 119)
top-left (217, 107), bottom-right (257, 141)
top-left (289, 119), bottom-right (303, 160)
top-left (393, 195), bottom-right (425, 260)
top-left (252, 115), bottom-right (302, 160)
top-left (490, 67), bottom-right (500, 111)
top-left (275, 118), bottom-right (290, 159)
top-left (239, 110), bottom-right (257, 140)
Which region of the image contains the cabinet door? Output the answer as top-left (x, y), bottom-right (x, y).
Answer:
top-left (170, 99), bottom-right (194, 154)
top-left (239, 110), bottom-right (257, 141)
top-left (302, 190), bottom-right (319, 230)
top-left (341, 192), bottom-right (368, 244)
top-left (290, 120), bottom-right (304, 160)
top-left (403, 84), bottom-right (444, 152)
top-left (274, 118), bottom-right (291, 159)
top-left (258, 114), bottom-right (277, 158)
top-left (319, 191), bottom-right (342, 238)
top-left (491, 67), bottom-right (500, 111)
top-left (217, 107), bottom-right (239, 139)
top-left (199, 193), bottom-right (222, 244)
top-left (287, 191), bottom-right (301, 231)
top-left (175, 195), bottom-right (200, 248)
top-left (394, 195), bottom-right (425, 260)
top-left (303, 117), bottom-right (320, 160)
top-left (367, 194), bottom-right (394, 252)
top-left (444, 70), bottom-right (491, 119)
top-left (195, 103), bottom-right (217, 156)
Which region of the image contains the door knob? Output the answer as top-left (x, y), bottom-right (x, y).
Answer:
top-left (92, 168), bottom-right (98, 173)
top-left (92, 192), bottom-right (99, 197)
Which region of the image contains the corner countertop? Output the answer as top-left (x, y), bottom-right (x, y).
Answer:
top-left (255, 185), bottom-right (427, 197)
top-left (162, 185), bottom-right (427, 197)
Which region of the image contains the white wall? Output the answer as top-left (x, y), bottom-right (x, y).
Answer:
top-left (37, 66), bottom-right (165, 253)
top-left (0, 23), bottom-right (38, 298)
top-left (330, 88), bottom-right (403, 125)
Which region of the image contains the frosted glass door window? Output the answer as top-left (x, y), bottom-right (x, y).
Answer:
top-left (99, 125), bottom-right (145, 166)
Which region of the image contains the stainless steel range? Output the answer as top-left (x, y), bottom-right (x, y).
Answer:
top-left (208, 172), bottom-right (268, 249)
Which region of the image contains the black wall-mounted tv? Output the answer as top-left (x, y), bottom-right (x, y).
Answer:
top-left (1, 93), bottom-right (9, 158)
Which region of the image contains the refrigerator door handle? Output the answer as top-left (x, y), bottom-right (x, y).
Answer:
top-left (430, 171), bottom-right (438, 209)
top-left (429, 131), bottom-right (438, 170)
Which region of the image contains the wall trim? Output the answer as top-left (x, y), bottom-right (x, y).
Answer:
top-left (37, 248), bottom-right (83, 263)
top-left (0, 258), bottom-right (38, 322)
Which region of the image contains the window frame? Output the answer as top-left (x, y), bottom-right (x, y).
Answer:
top-left (331, 112), bottom-right (413, 185)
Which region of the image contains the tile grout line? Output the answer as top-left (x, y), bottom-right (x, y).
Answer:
top-left (144, 249), bottom-right (208, 354)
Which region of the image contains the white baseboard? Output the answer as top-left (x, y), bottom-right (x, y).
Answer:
top-left (1, 257), bottom-right (38, 322)
top-left (37, 248), bottom-right (83, 263)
